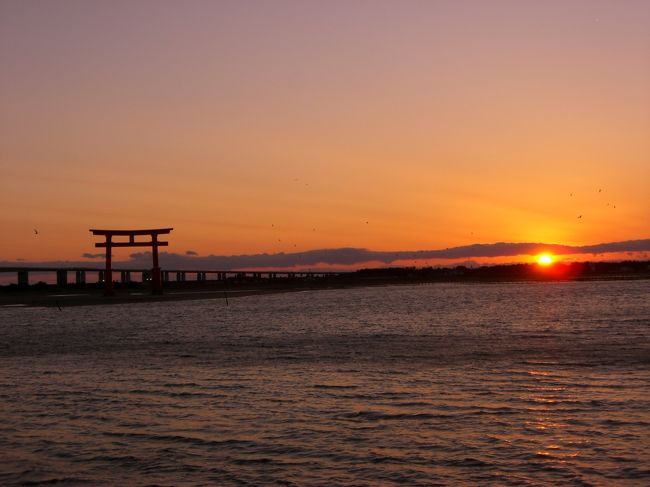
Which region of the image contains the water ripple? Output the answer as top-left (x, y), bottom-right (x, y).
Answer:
top-left (1, 281), bottom-right (649, 485)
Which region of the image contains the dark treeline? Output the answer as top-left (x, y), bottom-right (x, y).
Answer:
top-left (350, 260), bottom-right (650, 283)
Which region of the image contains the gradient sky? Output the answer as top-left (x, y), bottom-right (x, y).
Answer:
top-left (1, 0), bottom-right (649, 264)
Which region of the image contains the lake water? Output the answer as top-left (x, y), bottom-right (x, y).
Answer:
top-left (1, 281), bottom-right (649, 486)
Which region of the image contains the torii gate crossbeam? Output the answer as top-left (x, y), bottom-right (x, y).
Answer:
top-left (90, 228), bottom-right (173, 295)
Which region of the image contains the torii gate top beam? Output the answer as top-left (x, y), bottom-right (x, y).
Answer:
top-left (90, 228), bottom-right (173, 236)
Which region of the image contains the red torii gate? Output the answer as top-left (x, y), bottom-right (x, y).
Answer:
top-left (90, 228), bottom-right (173, 295)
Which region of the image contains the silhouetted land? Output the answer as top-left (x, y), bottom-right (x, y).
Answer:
top-left (352, 260), bottom-right (650, 283)
top-left (1, 261), bottom-right (648, 308)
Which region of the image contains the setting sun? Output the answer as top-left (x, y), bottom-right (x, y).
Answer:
top-left (537, 253), bottom-right (554, 266)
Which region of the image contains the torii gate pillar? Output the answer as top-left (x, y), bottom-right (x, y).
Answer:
top-left (90, 228), bottom-right (173, 296)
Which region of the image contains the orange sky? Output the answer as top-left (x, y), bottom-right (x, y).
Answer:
top-left (1, 1), bottom-right (649, 263)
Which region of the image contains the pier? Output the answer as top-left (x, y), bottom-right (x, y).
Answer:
top-left (0, 267), bottom-right (345, 288)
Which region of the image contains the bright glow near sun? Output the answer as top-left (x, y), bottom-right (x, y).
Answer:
top-left (537, 253), bottom-right (554, 266)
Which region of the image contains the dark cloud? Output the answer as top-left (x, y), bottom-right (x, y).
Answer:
top-left (3, 239), bottom-right (648, 270)
top-left (185, 250), bottom-right (198, 256)
top-left (129, 252), bottom-right (150, 259)
top-left (82, 252), bottom-right (106, 259)
top-left (124, 239), bottom-right (650, 270)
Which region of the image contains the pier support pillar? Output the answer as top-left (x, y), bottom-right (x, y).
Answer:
top-left (75, 271), bottom-right (86, 285)
top-left (142, 270), bottom-right (151, 283)
top-left (17, 270), bottom-right (29, 287)
top-left (56, 270), bottom-right (67, 287)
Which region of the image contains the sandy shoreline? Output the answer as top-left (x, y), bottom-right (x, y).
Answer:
top-left (0, 286), bottom-right (302, 308)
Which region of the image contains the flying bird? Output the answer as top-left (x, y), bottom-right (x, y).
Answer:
top-left (577, 215), bottom-right (582, 219)
top-left (33, 229), bottom-right (38, 235)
